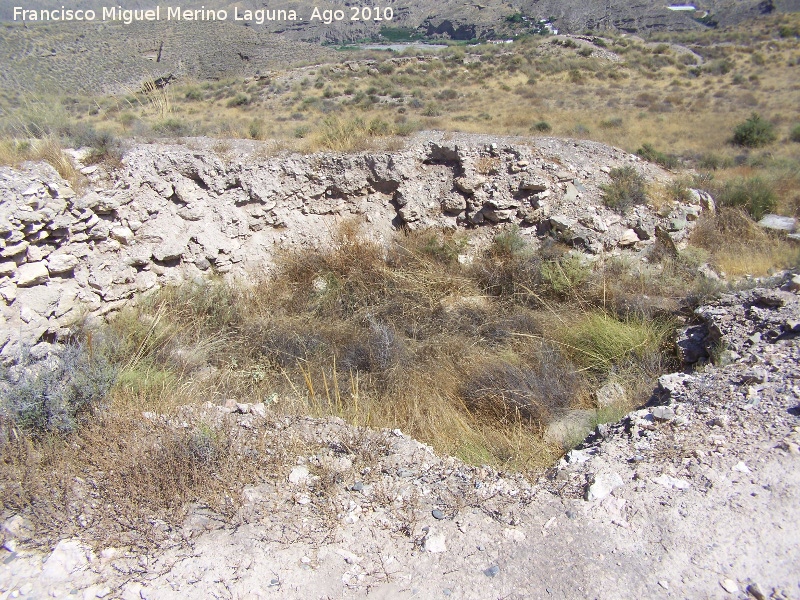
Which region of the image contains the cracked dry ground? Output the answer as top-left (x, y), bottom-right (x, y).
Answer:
top-left (1, 282), bottom-right (800, 600)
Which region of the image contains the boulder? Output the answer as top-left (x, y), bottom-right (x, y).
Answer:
top-left (618, 229), bottom-right (640, 247)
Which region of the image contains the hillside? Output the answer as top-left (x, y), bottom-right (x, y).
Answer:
top-left (3, 0), bottom-right (800, 43)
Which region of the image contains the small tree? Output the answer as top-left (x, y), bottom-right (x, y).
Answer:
top-left (732, 113), bottom-right (776, 148)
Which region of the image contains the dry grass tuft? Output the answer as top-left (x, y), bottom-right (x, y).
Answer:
top-left (691, 208), bottom-right (800, 276)
top-left (33, 137), bottom-right (82, 190)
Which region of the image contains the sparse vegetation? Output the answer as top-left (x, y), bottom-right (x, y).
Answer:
top-left (636, 143), bottom-right (680, 170)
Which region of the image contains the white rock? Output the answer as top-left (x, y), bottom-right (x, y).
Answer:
top-left (47, 254), bottom-right (79, 274)
top-left (41, 539), bottom-right (93, 581)
top-left (111, 227), bottom-right (134, 245)
top-left (0, 261), bottom-right (17, 277)
top-left (16, 261), bottom-right (49, 287)
top-left (653, 474), bottom-right (690, 490)
top-left (720, 579), bottom-right (739, 594)
top-left (585, 472), bottom-right (624, 501)
top-left (618, 228), bottom-right (640, 247)
top-left (732, 461), bottom-right (751, 474)
top-left (502, 528), bottom-right (526, 542)
top-left (758, 214), bottom-right (796, 233)
top-left (153, 240), bottom-right (186, 262)
top-left (288, 465), bottom-right (310, 484)
top-left (423, 530), bottom-right (447, 553)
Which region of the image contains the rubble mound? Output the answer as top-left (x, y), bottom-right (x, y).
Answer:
top-left (0, 132), bottom-right (714, 361)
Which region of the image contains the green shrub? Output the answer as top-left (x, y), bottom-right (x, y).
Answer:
top-left (698, 152), bottom-right (734, 171)
top-left (790, 124), bottom-right (800, 143)
top-left (602, 166), bottom-right (647, 212)
top-left (248, 119), bottom-right (264, 140)
top-left (1, 342), bottom-right (117, 435)
top-left (599, 117), bottom-right (623, 129)
top-left (717, 177), bottom-right (777, 220)
top-left (227, 93), bottom-right (251, 108)
top-left (636, 143), bottom-right (679, 169)
top-left (532, 121), bottom-right (552, 133)
top-left (732, 113), bottom-right (776, 148)
top-left (490, 225), bottom-right (528, 260)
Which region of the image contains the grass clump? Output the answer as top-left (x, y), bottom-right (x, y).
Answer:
top-left (557, 311), bottom-right (673, 374)
top-left (539, 254), bottom-right (592, 299)
top-left (602, 166), bottom-right (648, 212)
top-left (732, 113), bottom-right (777, 148)
top-left (790, 124), bottom-right (800, 143)
top-left (716, 177), bottom-right (777, 221)
top-left (691, 208), bottom-right (800, 277)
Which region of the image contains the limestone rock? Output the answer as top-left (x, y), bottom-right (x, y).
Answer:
top-left (758, 214), bottom-right (796, 233)
top-left (153, 240), bottom-right (187, 262)
top-left (618, 228), bottom-right (640, 247)
top-left (585, 472), bottom-right (624, 501)
top-left (596, 381), bottom-right (627, 408)
top-left (16, 261), bottom-right (49, 287)
top-left (111, 226), bottom-right (135, 245)
top-left (47, 253), bottom-right (79, 274)
top-left (0, 261), bottom-right (17, 277)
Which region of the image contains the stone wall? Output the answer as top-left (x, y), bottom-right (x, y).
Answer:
top-left (0, 133), bottom-right (714, 361)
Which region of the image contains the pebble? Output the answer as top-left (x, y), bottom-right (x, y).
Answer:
top-left (720, 579), bottom-right (739, 593)
top-left (484, 565), bottom-right (500, 578)
top-left (432, 509), bottom-right (445, 520)
top-left (351, 481), bottom-right (364, 492)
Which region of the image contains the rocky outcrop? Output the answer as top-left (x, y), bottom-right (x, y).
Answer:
top-left (0, 132), bottom-right (715, 362)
